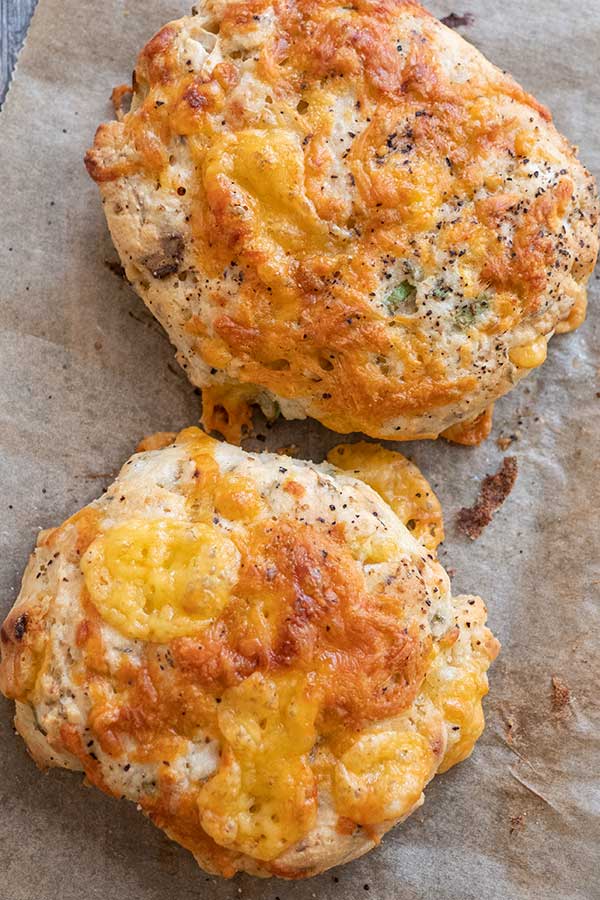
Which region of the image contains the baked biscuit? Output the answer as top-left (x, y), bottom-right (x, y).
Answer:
top-left (86, 0), bottom-right (599, 443)
top-left (0, 428), bottom-right (498, 878)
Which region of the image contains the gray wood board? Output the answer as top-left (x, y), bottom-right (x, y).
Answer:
top-left (0, 0), bottom-right (38, 107)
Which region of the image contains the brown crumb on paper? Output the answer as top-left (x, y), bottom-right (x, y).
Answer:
top-left (497, 434), bottom-right (515, 451)
top-left (440, 12), bottom-right (475, 28)
top-left (510, 813), bottom-right (527, 834)
top-left (551, 675), bottom-right (571, 713)
top-left (456, 456), bottom-right (518, 539)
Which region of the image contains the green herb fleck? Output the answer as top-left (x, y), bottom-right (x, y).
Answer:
top-left (267, 400), bottom-right (281, 422)
top-left (385, 280), bottom-right (416, 313)
top-left (455, 295), bottom-right (490, 329)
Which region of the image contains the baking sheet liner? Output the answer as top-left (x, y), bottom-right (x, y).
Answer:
top-left (0, 1), bottom-right (599, 898)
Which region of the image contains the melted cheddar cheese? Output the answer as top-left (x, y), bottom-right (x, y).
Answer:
top-left (328, 442), bottom-right (444, 551)
top-left (425, 660), bottom-right (489, 774)
top-left (333, 729), bottom-right (435, 825)
top-left (423, 606), bottom-right (498, 773)
top-left (508, 335), bottom-right (548, 370)
top-left (81, 518), bottom-right (240, 641)
top-left (199, 672), bottom-right (318, 859)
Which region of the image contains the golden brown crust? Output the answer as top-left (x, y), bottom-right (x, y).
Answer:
top-left (0, 550), bottom-right (54, 701)
top-left (442, 404), bottom-right (494, 446)
top-left (135, 430), bottom-right (178, 452)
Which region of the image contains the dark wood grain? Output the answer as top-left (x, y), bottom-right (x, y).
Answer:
top-left (0, 0), bottom-right (39, 108)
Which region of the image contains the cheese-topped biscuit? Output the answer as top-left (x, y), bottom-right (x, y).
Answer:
top-left (0, 429), bottom-right (498, 878)
top-left (86, 0), bottom-right (598, 443)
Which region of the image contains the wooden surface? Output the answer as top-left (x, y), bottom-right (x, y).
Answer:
top-left (0, 0), bottom-right (38, 107)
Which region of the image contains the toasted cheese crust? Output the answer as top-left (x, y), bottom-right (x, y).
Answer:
top-left (0, 429), bottom-right (498, 878)
top-left (85, 0), bottom-right (598, 442)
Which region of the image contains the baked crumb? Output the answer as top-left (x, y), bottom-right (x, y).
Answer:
top-left (509, 813), bottom-right (527, 834)
top-left (551, 675), bottom-right (571, 713)
top-left (456, 457), bottom-right (518, 539)
top-left (496, 435), bottom-right (514, 451)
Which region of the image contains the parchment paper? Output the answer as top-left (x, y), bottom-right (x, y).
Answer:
top-left (1, 2), bottom-right (599, 898)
